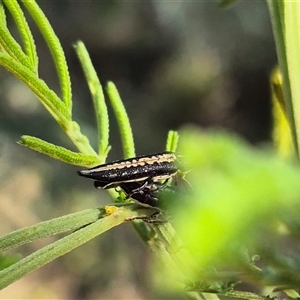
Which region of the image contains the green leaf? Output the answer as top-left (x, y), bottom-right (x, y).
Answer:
top-left (3, 0), bottom-right (38, 70)
top-left (174, 127), bottom-right (300, 282)
top-left (18, 135), bottom-right (99, 167)
top-left (0, 208), bottom-right (103, 252)
top-left (0, 2), bottom-right (6, 27)
top-left (0, 52), bottom-right (70, 124)
top-left (21, 0), bottom-right (72, 110)
top-left (166, 130), bottom-right (179, 152)
top-left (267, 1), bottom-right (300, 157)
top-left (0, 254), bottom-right (20, 271)
top-left (0, 22), bottom-right (32, 70)
top-left (106, 81), bottom-right (135, 158)
top-left (75, 41), bottom-right (110, 159)
top-left (0, 205), bottom-right (157, 290)
top-left (283, 3), bottom-right (300, 156)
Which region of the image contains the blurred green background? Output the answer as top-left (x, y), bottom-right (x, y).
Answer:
top-left (0, 1), bottom-right (276, 299)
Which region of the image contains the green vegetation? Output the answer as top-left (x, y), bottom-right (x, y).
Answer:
top-left (1, 0), bottom-right (300, 299)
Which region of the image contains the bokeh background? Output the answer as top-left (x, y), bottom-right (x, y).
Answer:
top-left (0, 1), bottom-right (277, 299)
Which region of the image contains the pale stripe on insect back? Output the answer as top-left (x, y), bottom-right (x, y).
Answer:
top-left (88, 152), bottom-right (177, 172)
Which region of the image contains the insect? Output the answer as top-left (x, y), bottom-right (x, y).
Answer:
top-left (78, 152), bottom-right (178, 206)
top-left (119, 181), bottom-right (176, 207)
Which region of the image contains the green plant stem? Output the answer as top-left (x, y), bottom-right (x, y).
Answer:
top-left (153, 222), bottom-right (197, 281)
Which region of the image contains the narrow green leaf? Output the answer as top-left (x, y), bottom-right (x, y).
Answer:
top-left (18, 135), bottom-right (99, 166)
top-left (75, 41), bottom-right (110, 159)
top-left (21, 0), bottom-right (72, 111)
top-left (3, 0), bottom-right (38, 70)
top-left (0, 208), bottom-right (102, 252)
top-left (267, 0), bottom-right (299, 157)
top-left (0, 2), bottom-right (7, 27)
top-left (284, 2), bottom-right (300, 156)
top-left (166, 130), bottom-right (179, 152)
top-left (0, 254), bottom-right (20, 271)
top-left (106, 81), bottom-right (135, 158)
top-left (0, 205), bottom-right (156, 290)
top-left (0, 52), bottom-right (70, 125)
top-left (0, 25), bottom-right (32, 70)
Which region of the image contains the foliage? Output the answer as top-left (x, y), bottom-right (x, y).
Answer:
top-left (267, 0), bottom-right (300, 157)
top-left (1, 0), bottom-right (300, 299)
top-left (0, 0), bottom-right (174, 292)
